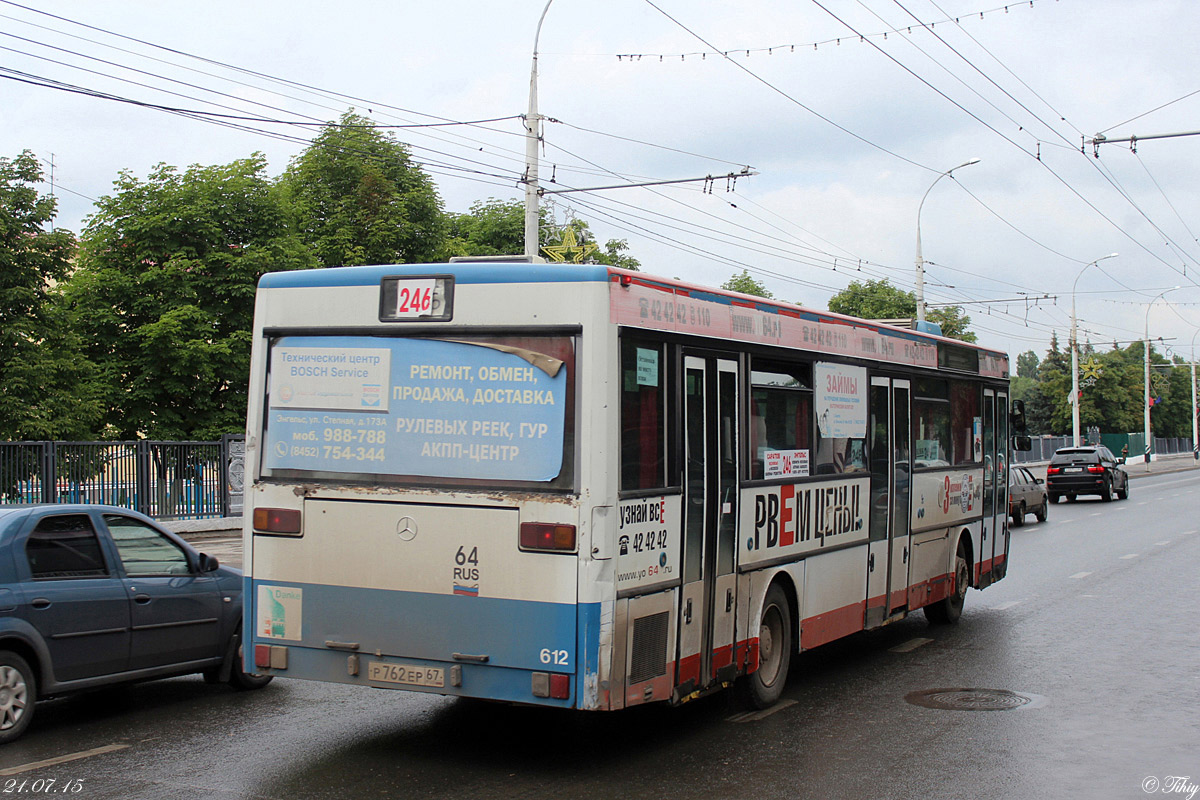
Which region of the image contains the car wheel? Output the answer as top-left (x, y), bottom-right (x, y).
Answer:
top-left (1035, 498), bottom-right (1048, 523)
top-left (228, 632), bottom-right (273, 691)
top-left (1100, 479), bottom-right (1113, 502)
top-left (0, 651), bottom-right (36, 744)
top-left (1011, 503), bottom-right (1026, 527)
top-left (926, 539), bottom-right (969, 625)
top-left (739, 584), bottom-right (791, 709)
top-left (1117, 478), bottom-right (1129, 500)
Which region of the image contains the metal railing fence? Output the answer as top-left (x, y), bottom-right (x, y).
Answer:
top-left (1012, 434), bottom-right (1194, 464)
top-left (0, 438), bottom-right (244, 520)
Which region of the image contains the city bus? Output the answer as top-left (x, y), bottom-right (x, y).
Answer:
top-left (243, 259), bottom-right (1019, 711)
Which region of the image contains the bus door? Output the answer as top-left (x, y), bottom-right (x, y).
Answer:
top-left (867, 377), bottom-right (912, 626)
top-left (677, 354), bottom-right (739, 695)
top-left (982, 390), bottom-right (1009, 582)
top-left (981, 389), bottom-right (1008, 583)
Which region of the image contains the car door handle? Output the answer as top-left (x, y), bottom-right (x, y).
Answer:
top-left (31, 598), bottom-right (50, 610)
top-left (134, 594), bottom-right (151, 604)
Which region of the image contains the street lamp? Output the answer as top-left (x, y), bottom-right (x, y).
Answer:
top-left (915, 158), bottom-right (980, 323)
top-left (1070, 253), bottom-right (1119, 447)
top-left (1144, 286), bottom-right (1181, 470)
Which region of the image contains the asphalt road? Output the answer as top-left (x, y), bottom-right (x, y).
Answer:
top-left (1, 468), bottom-right (1196, 800)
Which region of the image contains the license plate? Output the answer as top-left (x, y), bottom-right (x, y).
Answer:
top-left (368, 661), bottom-right (445, 688)
top-left (1064, 467), bottom-right (1083, 472)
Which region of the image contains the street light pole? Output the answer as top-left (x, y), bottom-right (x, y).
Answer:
top-left (1070, 253), bottom-right (1118, 447)
top-left (1192, 327), bottom-right (1199, 462)
top-left (1144, 287), bottom-right (1180, 470)
top-left (524, 0), bottom-right (555, 260)
top-left (915, 158), bottom-right (979, 323)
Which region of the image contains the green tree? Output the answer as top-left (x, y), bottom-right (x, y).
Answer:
top-left (445, 200), bottom-right (640, 269)
top-left (445, 198), bottom-right (536, 258)
top-left (66, 155), bottom-right (315, 439)
top-left (281, 111), bottom-right (445, 267)
top-left (722, 269), bottom-right (773, 298)
top-left (1016, 350), bottom-right (1039, 379)
top-left (0, 151), bottom-right (102, 440)
top-left (827, 278), bottom-right (976, 342)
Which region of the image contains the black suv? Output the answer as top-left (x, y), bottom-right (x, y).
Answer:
top-left (1046, 446), bottom-right (1129, 503)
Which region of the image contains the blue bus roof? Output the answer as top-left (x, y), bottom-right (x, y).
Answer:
top-left (259, 262), bottom-right (610, 289)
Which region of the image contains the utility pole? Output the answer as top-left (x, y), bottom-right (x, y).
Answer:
top-left (523, 0), bottom-right (554, 260)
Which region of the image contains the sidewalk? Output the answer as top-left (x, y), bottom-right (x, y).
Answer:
top-left (162, 516), bottom-right (243, 542)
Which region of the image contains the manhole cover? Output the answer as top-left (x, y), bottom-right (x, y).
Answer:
top-left (905, 688), bottom-right (1041, 711)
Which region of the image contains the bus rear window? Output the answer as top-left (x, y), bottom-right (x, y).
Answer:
top-left (261, 335), bottom-right (574, 486)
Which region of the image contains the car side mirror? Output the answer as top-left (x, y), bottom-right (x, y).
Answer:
top-left (1012, 434), bottom-right (1032, 452)
top-left (198, 553), bottom-right (220, 572)
top-left (1035, 477), bottom-right (1044, 485)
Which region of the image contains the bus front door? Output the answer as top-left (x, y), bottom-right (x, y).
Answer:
top-left (677, 355), bottom-right (739, 697)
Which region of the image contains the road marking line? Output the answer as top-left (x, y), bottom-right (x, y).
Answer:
top-left (1137, 501), bottom-right (1149, 506)
top-left (727, 699), bottom-right (797, 723)
top-left (890, 637), bottom-right (934, 653)
top-left (1069, 572), bottom-right (1092, 580)
top-left (1156, 541), bottom-right (1171, 546)
top-left (993, 601), bottom-right (1021, 611)
top-left (1089, 512), bottom-right (1102, 517)
top-left (0, 744), bottom-right (130, 776)
top-left (1184, 530), bottom-right (1198, 536)
top-left (1120, 554), bottom-right (1139, 560)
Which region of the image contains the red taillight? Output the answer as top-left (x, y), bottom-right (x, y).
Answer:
top-left (519, 522), bottom-right (576, 552)
top-left (1087, 465), bottom-right (1105, 474)
top-left (254, 644), bottom-right (272, 668)
top-left (549, 673), bottom-right (570, 699)
top-left (253, 507), bottom-right (301, 534)
top-left (1046, 467), bottom-right (1061, 475)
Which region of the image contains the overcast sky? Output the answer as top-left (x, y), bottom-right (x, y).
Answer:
top-left (4, 0), bottom-right (1200, 364)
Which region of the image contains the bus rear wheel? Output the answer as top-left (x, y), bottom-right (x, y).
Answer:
top-left (925, 540), bottom-right (969, 625)
top-left (740, 584), bottom-right (792, 709)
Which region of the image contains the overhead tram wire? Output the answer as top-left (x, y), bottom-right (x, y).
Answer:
top-left (0, 54), bottom-right (534, 186)
top-left (641, 0), bottom-right (936, 174)
top-left (0, 69), bottom-right (524, 191)
top-left (905, 0), bottom-right (1200, 272)
top-left (1096, 88), bottom-right (1200, 137)
top-left (0, 2), bottom-right (554, 176)
top-left (816, 1), bottom-right (1200, 291)
top-left (1, 5), bottom-right (745, 203)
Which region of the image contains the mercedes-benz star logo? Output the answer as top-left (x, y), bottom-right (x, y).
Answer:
top-left (396, 516), bottom-right (418, 541)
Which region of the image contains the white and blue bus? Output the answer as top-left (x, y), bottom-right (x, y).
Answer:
top-left (244, 259), bottom-right (1016, 710)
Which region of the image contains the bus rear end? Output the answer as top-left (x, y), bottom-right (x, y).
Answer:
top-left (244, 263), bottom-right (608, 709)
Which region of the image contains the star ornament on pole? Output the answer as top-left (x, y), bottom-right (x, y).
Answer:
top-left (541, 226), bottom-right (598, 263)
top-left (1079, 356), bottom-right (1103, 388)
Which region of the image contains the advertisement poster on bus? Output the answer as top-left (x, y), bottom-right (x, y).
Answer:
top-left (815, 363), bottom-right (867, 439)
top-left (264, 336), bottom-right (567, 482)
top-left (616, 495), bottom-right (681, 593)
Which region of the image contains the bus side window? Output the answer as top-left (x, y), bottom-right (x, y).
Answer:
top-left (620, 340), bottom-right (667, 491)
top-left (749, 360), bottom-right (812, 480)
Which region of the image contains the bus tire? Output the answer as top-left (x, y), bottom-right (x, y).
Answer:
top-left (227, 628), bottom-right (273, 691)
top-left (740, 584), bottom-right (792, 709)
top-left (925, 539), bottom-right (969, 625)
